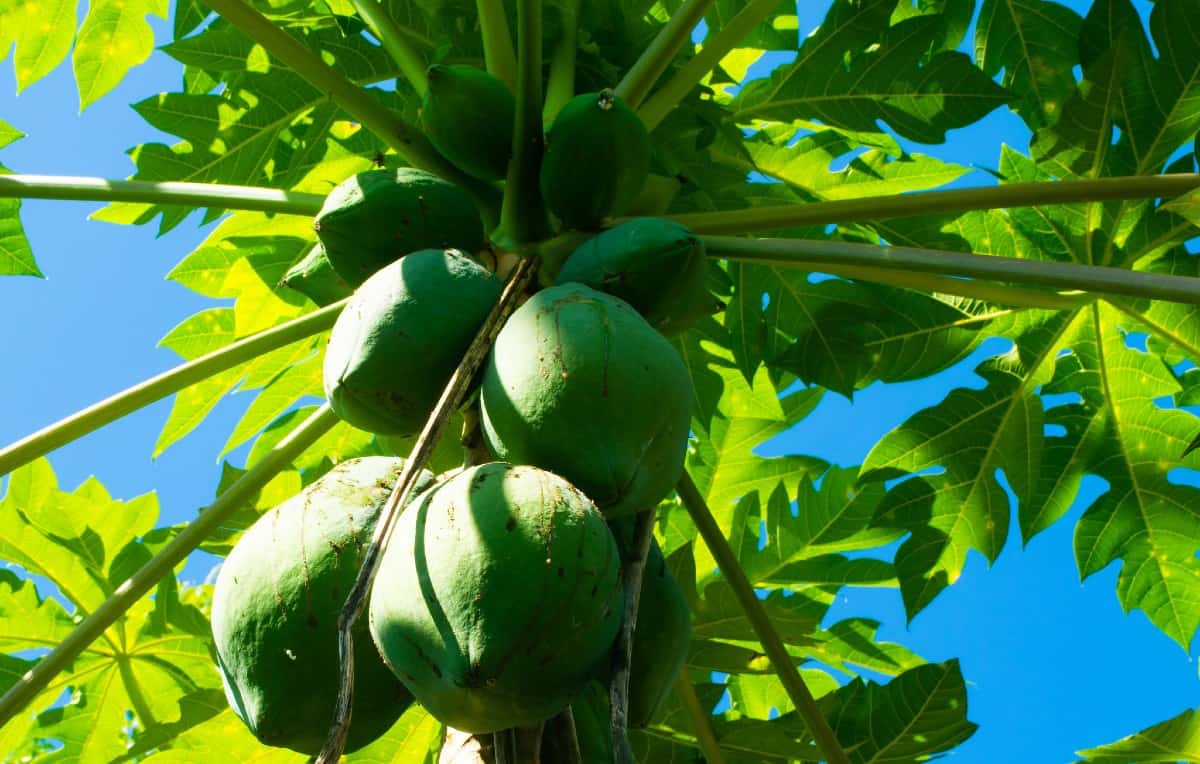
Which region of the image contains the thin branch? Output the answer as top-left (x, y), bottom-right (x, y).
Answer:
top-left (706, 235), bottom-right (1200, 305)
top-left (316, 256), bottom-right (541, 763)
top-left (638, 0), bottom-right (778, 131)
top-left (675, 473), bottom-right (850, 764)
top-left (0, 174), bottom-right (323, 215)
top-left (665, 174), bottom-right (1200, 235)
top-left (350, 0), bottom-right (429, 96)
top-left (478, 0), bottom-right (518, 91)
top-left (614, 0), bottom-right (714, 110)
top-left (0, 300), bottom-right (346, 478)
top-left (610, 509), bottom-right (655, 764)
top-left (201, 0), bottom-right (500, 218)
top-left (542, 0), bottom-right (580, 124)
top-left (674, 675), bottom-right (727, 764)
top-left (0, 405), bottom-right (340, 728)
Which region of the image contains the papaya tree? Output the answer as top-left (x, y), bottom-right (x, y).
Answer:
top-left (1, 0), bottom-right (1200, 761)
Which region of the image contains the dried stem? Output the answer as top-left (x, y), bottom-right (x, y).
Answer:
top-left (609, 509), bottom-right (656, 764)
top-left (315, 256), bottom-right (540, 763)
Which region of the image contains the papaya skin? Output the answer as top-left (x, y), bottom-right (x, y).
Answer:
top-left (279, 241), bottom-right (353, 307)
top-left (210, 457), bottom-right (434, 755)
top-left (628, 540), bottom-right (692, 727)
top-left (556, 217), bottom-right (709, 334)
top-left (368, 463), bottom-right (623, 734)
top-left (479, 283), bottom-right (693, 517)
top-left (421, 65), bottom-right (515, 182)
top-left (314, 168), bottom-right (485, 287)
top-left (539, 90), bottom-right (651, 230)
top-left (323, 249), bottom-right (502, 436)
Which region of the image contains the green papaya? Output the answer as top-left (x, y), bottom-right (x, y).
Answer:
top-left (314, 168), bottom-right (485, 287)
top-left (556, 217), bottom-right (708, 334)
top-left (628, 540), bottom-right (691, 727)
top-left (279, 242), bottom-right (353, 306)
top-left (369, 463), bottom-right (623, 734)
top-left (323, 249), bottom-right (502, 435)
top-left (480, 283), bottom-right (692, 517)
top-left (421, 65), bottom-right (515, 182)
top-left (211, 457), bottom-right (434, 754)
top-left (539, 90), bottom-right (651, 230)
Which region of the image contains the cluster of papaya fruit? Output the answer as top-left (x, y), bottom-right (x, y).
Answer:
top-left (212, 65), bottom-right (712, 759)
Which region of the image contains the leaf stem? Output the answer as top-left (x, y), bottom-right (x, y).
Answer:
top-left (316, 256), bottom-right (541, 763)
top-left (675, 473), bottom-right (850, 764)
top-left (638, 0), bottom-right (778, 131)
top-left (477, 0), bottom-right (518, 91)
top-left (350, 0), bottom-right (429, 96)
top-left (705, 236), bottom-right (1200, 305)
top-left (665, 174), bottom-right (1200, 234)
top-left (542, 0), bottom-right (580, 124)
top-left (202, 0), bottom-right (500, 218)
top-left (0, 174), bottom-right (323, 215)
top-left (615, 0), bottom-right (714, 110)
top-left (674, 675), bottom-right (727, 764)
top-left (0, 405), bottom-right (339, 728)
top-left (610, 509), bottom-right (655, 764)
top-left (0, 300), bottom-right (345, 478)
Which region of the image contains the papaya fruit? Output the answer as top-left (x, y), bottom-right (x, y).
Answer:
top-left (323, 249), bottom-right (502, 436)
top-left (210, 457), bottom-right (434, 755)
top-left (279, 242), bottom-right (352, 306)
top-left (556, 217), bottom-right (708, 334)
top-left (369, 462), bottom-right (623, 734)
top-left (628, 540), bottom-right (691, 727)
top-left (539, 90), bottom-right (651, 230)
top-left (479, 283), bottom-right (692, 517)
top-left (314, 168), bottom-right (485, 287)
top-left (421, 65), bottom-right (515, 182)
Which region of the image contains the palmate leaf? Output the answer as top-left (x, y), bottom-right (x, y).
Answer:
top-left (0, 118), bottom-right (40, 278)
top-left (1075, 707), bottom-right (1200, 763)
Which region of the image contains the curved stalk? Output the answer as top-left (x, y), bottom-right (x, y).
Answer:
top-left (0, 174), bottom-right (323, 215)
top-left (665, 174), bottom-right (1200, 234)
top-left (610, 509), bottom-right (655, 764)
top-left (542, 0), bottom-right (580, 124)
top-left (477, 0), bottom-right (518, 91)
top-left (674, 676), bottom-right (727, 764)
top-left (0, 300), bottom-right (345, 477)
top-left (0, 405), bottom-right (340, 728)
top-left (614, 0), bottom-right (714, 110)
top-left (350, 0), bottom-right (429, 96)
top-left (202, 0), bottom-right (500, 219)
top-left (675, 473), bottom-right (850, 764)
top-left (638, 0), bottom-right (778, 131)
top-left (706, 236), bottom-right (1200, 305)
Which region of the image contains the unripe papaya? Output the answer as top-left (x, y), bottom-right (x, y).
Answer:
top-left (480, 283), bottom-right (692, 517)
top-left (556, 217), bottom-right (708, 334)
top-left (323, 249), bottom-right (502, 435)
top-left (210, 457), bottom-right (434, 754)
top-left (279, 242), bottom-right (352, 306)
top-left (369, 463), bottom-right (623, 733)
top-left (422, 65), bottom-right (515, 182)
top-left (314, 168), bottom-right (485, 287)
top-left (628, 540), bottom-right (691, 727)
top-left (539, 90), bottom-right (651, 230)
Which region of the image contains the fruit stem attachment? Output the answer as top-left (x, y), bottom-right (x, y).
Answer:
top-left (609, 509), bottom-right (656, 763)
top-left (706, 235), bottom-right (1200, 305)
top-left (675, 675), bottom-right (727, 764)
top-left (202, 0), bottom-right (500, 218)
top-left (496, 0), bottom-right (551, 246)
top-left (0, 404), bottom-right (339, 728)
top-left (638, 0), bottom-right (778, 131)
top-left (350, 0), bottom-right (429, 96)
top-left (614, 0), bottom-right (714, 110)
top-left (0, 300), bottom-right (346, 478)
top-left (0, 174), bottom-right (324, 215)
top-left (477, 0), bottom-right (518, 91)
top-left (664, 174), bottom-right (1200, 234)
top-left (675, 473), bottom-right (850, 764)
top-left (542, 0), bottom-right (580, 124)
top-left (316, 256), bottom-right (541, 763)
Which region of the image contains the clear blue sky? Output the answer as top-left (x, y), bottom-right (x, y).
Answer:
top-left (1, 3), bottom-right (1195, 763)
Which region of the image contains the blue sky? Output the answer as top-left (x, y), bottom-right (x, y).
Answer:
top-left (1, 2), bottom-right (1196, 762)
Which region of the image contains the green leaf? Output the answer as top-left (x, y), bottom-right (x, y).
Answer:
top-left (0, 122), bottom-right (40, 278)
top-left (0, 0), bottom-right (76, 92)
top-left (1076, 707), bottom-right (1200, 763)
top-left (72, 0), bottom-right (166, 110)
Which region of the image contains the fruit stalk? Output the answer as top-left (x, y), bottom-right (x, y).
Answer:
top-left (706, 235), bottom-right (1200, 305)
top-left (542, 0), bottom-right (580, 124)
top-left (676, 473), bottom-right (851, 764)
top-left (350, 0), bottom-right (429, 96)
top-left (674, 675), bottom-right (727, 764)
top-left (0, 404), bottom-right (340, 728)
top-left (665, 174), bottom-right (1200, 234)
top-left (614, 0), bottom-right (714, 110)
top-left (609, 509), bottom-right (656, 763)
top-left (0, 300), bottom-right (347, 477)
top-left (477, 0), bottom-right (518, 91)
top-left (0, 174), bottom-right (324, 214)
top-left (316, 255), bottom-right (541, 763)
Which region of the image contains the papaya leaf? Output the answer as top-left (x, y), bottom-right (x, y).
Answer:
top-left (72, 0), bottom-right (166, 110)
top-left (0, 120), bottom-right (39, 278)
top-left (0, 0), bottom-right (77, 93)
top-left (1075, 707), bottom-right (1200, 763)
